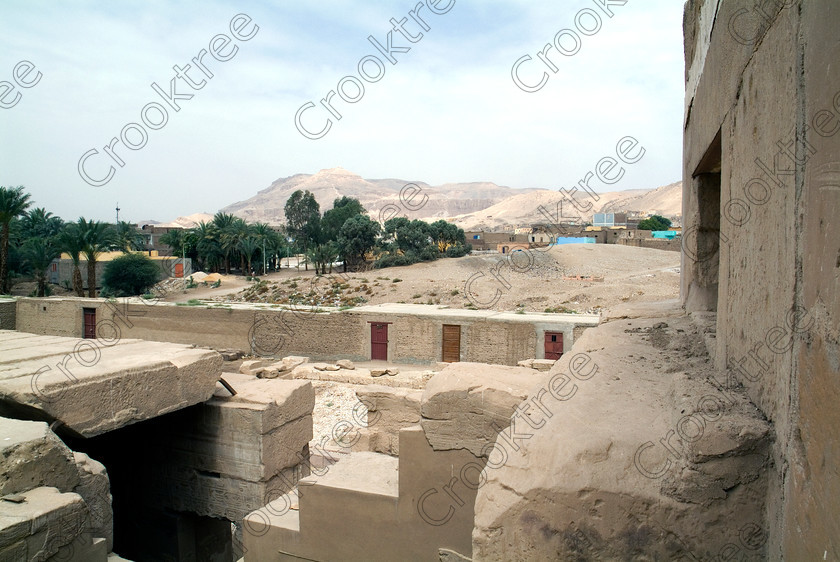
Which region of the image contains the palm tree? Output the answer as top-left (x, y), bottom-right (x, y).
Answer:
top-left (113, 221), bottom-right (145, 252)
top-left (212, 213), bottom-right (238, 274)
top-left (193, 222), bottom-right (224, 272)
top-left (238, 237), bottom-right (260, 276)
top-left (20, 207), bottom-right (63, 240)
top-left (78, 218), bottom-right (115, 297)
top-left (58, 223), bottom-right (85, 296)
top-left (24, 238), bottom-right (61, 297)
top-left (0, 186), bottom-right (32, 294)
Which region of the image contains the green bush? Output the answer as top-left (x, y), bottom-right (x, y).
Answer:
top-left (102, 253), bottom-right (161, 297)
top-left (445, 243), bottom-right (472, 258)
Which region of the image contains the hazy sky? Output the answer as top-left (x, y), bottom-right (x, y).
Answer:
top-left (0, 0), bottom-right (685, 223)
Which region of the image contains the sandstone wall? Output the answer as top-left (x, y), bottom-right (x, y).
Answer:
top-left (0, 298), bottom-right (15, 330)
top-left (682, 0), bottom-right (839, 557)
top-left (616, 238), bottom-right (680, 252)
top-left (14, 298), bottom-right (596, 366)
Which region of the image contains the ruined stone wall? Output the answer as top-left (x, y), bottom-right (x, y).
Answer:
top-left (15, 297), bottom-right (86, 338)
top-left (683, 0), bottom-right (839, 557)
top-left (616, 238), bottom-right (680, 252)
top-left (0, 298), bottom-right (15, 330)
top-left (15, 298), bottom-right (593, 366)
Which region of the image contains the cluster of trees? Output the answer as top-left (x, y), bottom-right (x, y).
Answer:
top-left (637, 214), bottom-right (673, 231)
top-left (281, 190), bottom-right (471, 273)
top-left (0, 185), bottom-right (473, 298)
top-left (1, 185), bottom-right (148, 297)
top-left (159, 214), bottom-right (289, 277)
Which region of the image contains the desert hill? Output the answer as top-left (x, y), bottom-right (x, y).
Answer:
top-left (218, 167), bottom-right (682, 228)
top-left (219, 167), bottom-right (531, 225)
top-left (448, 181), bottom-right (683, 231)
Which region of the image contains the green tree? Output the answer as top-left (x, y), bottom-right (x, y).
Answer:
top-left (285, 190), bottom-right (320, 269)
top-left (321, 197), bottom-right (365, 243)
top-left (0, 186), bottom-right (32, 293)
top-left (20, 207), bottom-right (63, 240)
top-left (113, 221), bottom-right (146, 252)
top-left (637, 215), bottom-right (672, 231)
top-left (306, 242), bottom-right (338, 275)
top-left (57, 223), bottom-right (86, 296)
top-left (238, 236), bottom-right (260, 275)
top-left (102, 253), bottom-right (161, 296)
top-left (428, 220), bottom-right (465, 252)
top-left (78, 218), bottom-right (116, 297)
top-left (338, 215), bottom-right (380, 270)
top-left (23, 238), bottom-right (61, 297)
top-left (192, 222), bottom-right (224, 273)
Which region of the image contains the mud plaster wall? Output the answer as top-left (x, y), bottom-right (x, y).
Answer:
top-left (14, 298), bottom-right (587, 366)
top-left (683, 1), bottom-right (839, 558)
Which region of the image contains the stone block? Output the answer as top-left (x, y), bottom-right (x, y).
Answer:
top-left (0, 333), bottom-right (223, 437)
top-left (72, 453), bottom-right (112, 551)
top-left (420, 363), bottom-right (534, 456)
top-left (0, 418), bottom-right (79, 496)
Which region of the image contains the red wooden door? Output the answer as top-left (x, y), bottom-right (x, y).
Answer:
top-left (544, 332), bottom-right (563, 360)
top-left (371, 323), bottom-right (388, 360)
top-left (83, 308), bottom-right (97, 339)
top-left (442, 325), bottom-right (461, 362)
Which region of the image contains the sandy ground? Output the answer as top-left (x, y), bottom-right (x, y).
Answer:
top-left (158, 244), bottom-right (680, 314)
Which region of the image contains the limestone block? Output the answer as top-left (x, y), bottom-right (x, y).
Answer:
top-left (72, 453), bottom-right (113, 551)
top-left (239, 360), bottom-right (266, 375)
top-left (420, 363), bottom-right (534, 456)
top-left (0, 487), bottom-right (96, 562)
top-left (531, 359), bottom-right (556, 372)
top-left (0, 418), bottom-right (79, 496)
top-left (336, 360), bottom-right (355, 370)
top-left (0, 333), bottom-right (223, 437)
top-left (356, 385), bottom-right (422, 455)
top-left (148, 463), bottom-right (309, 522)
top-left (209, 374), bottom-right (315, 433)
top-left (517, 359), bottom-right (535, 368)
top-left (274, 356), bottom-right (309, 373)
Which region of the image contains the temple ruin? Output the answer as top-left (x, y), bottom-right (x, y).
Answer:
top-left (1, 0), bottom-right (838, 559)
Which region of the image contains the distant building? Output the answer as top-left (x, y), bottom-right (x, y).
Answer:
top-left (592, 212), bottom-right (628, 227)
top-left (48, 251), bottom-right (191, 290)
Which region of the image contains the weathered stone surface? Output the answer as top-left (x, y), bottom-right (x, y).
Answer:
top-left (273, 356), bottom-right (309, 373)
top-left (0, 487), bottom-right (100, 562)
top-left (73, 452), bottom-right (113, 552)
top-left (0, 418), bottom-right (79, 496)
top-left (370, 368), bottom-right (387, 377)
top-left (420, 362), bottom-right (534, 456)
top-left (239, 359), bottom-right (266, 375)
top-left (313, 363), bottom-right (339, 372)
top-left (516, 359), bottom-right (534, 368)
top-left (0, 331), bottom-right (223, 437)
top-left (472, 314), bottom-right (771, 560)
top-left (336, 359), bottom-right (355, 370)
top-left (530, 359), bottom-right (555, 371)
top-left (218, 349), bottom-right (244, 361)
top-left (355, 385), bottom-right (422, 455)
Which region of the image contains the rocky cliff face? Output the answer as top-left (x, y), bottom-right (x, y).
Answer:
top-left (219, 167), bottom-right (527, 224)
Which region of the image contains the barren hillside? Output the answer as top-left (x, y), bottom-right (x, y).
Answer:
top-left (172, 244), bottom-right (680, 314)
top-left (449, 181), bottom-right (683, 231)
top-left (216, 167), bottom-right (682, 228)
top-left (219, 167), bottom-right (531, 224)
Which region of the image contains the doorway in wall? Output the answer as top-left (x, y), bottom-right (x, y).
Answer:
top-left (442, 324), bottom-right (461, 362)
top-left (691, 128), bottom-right (723, 312)
top-left (544, 332), bottom-right (564, 360)
top-left (370, 322), bottom-right (389, 360)
top-left (83, 308), bottom-right (96, 339)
